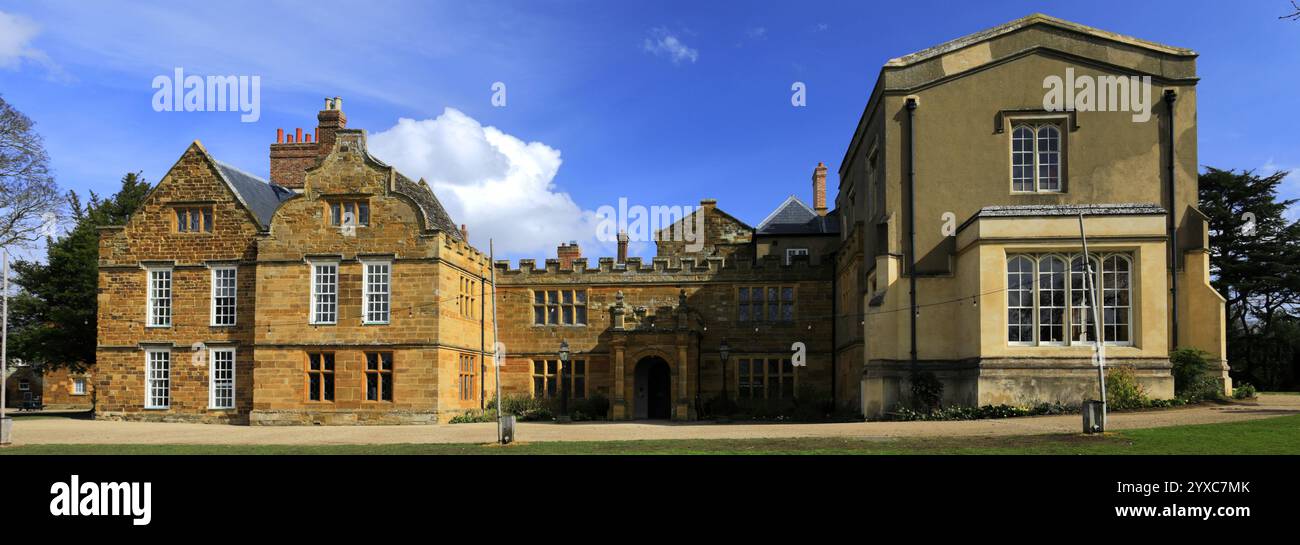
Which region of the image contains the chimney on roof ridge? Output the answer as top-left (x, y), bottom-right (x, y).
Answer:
top-left (460, 224), bottom-right (468, 240)
top-left (812, 161), bottom-right (828, 216)
top-left (270, 96), bottom-right (347, 190)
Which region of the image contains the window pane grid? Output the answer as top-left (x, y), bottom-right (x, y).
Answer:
top-left (146, 350), bottom-right (170, 409)
top-left (364, 263), bottom-right (391, 324)
top-left (149, 269), bottom-right (172, 327)
top-left (212, 267), bottom-right (237, 326)
top-left (1007, 253), bottom-right (1132, 346)
top-left (210, 349), bottom-right (235, 409)
top-left (532, 289), bottom-right (587, 325)
top-left (312, 264), bottom-right (337, 324)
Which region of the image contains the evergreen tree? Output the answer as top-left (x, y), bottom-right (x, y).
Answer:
top-left (1200, 167), bottom-right (1300, 389)
top-left (8, 172), bottom-right (150, 372)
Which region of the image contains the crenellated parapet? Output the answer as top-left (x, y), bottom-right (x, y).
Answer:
top-left (492, 253), bottom-right (831, 285)
top-left (438, 230), bottom-right (492, 267)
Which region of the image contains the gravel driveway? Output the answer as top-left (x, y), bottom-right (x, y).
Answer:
top-left (6, 395), bottom-right (1298, 446)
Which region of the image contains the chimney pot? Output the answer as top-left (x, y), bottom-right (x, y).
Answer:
top-left (617, 230), bottom-right (629, 263)
top-left (276, 128), bottom-right (284, 144)
top-left (295, 128), bottom-right (303, 143)
top-left (460, 224), bottom-right (468, 240)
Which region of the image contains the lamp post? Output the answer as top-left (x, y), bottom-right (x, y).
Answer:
top-left (719, 339), bottom-right (730, 420)
top-left (558, 339), bottom-right (571, 423)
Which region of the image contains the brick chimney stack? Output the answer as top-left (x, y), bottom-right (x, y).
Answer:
top-left (812, 161), bottom-right (828, 216)
top-left (269, 96), bottom-right (347, 190)
top-left (617, 231), bottom-right (629, 263)
top-left (557, 241), bottom-right (582, 268)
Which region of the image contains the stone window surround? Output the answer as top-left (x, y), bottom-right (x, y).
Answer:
top-left (1006, 113), bottom-right (1069, 195)
top-left (531, 288), bottom-right (588, 326)
top-left (736, 285), bottom-right (797, 324)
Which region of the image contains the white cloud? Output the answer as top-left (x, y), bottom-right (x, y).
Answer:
top-left (746, 27), bottom-right (767, 40)
top-left (643, 28), bottom-right (698, 64)
top-left (0, 10), bottom-right (65, 78)
top-left (369, 108), bottom-right (603, 257)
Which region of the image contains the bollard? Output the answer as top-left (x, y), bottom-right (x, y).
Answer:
top-left (1082, 400), bottom-right (1105, 434)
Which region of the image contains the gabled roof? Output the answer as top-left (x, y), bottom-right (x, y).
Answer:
top-left (755, 195), bottom-right (840, 236)
top-left (211, 160), bottom-right (295, 229)
top-left (885, 13), bottom-right (1195, 69)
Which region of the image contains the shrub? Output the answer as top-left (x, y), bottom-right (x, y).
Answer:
top-left (1105, 366), bottom-right (1149, 410)
top-left (910, 371), bottom-right (944, 412)
top-left (885, 402), bottom-right (1076, 421)
top-left (1232, 383), bottom-right (1258, 400)
top-left (490, 394), bottom-right (556, 421)
top-left (448, 409), bottom-right (497, 424)
top-left (1181, 375), bottom-right (1225, 403)
top-left (570, 393), bottom-right (610, 421)
top-left (1170, 347), bottom-right (1211, 396)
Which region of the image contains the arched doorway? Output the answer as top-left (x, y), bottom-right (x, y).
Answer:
top-left (634, 357), bottom-right (671, 420)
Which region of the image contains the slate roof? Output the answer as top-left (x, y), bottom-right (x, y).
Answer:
top-left (754, 195), bottom-right (840, 236)
top-left (393, 172), bottom-right (463, 241)
top-left (212, 160), bottom-right (296, 229)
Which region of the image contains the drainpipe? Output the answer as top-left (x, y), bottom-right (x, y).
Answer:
top-left (905, 97), bottom-right (919, 371)
top-left (1164, 89), bottom-right (1179, 349)
top-left (480, 265), bottom-right (487, 408)
top-left (830, 250), bottom-right (838, 408)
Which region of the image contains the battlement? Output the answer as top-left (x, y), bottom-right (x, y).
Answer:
top-left (492, 253), bottom-right (829, 284)
top-left (439, 230), bottom-right (490, 266)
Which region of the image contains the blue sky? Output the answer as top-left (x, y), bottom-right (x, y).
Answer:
top-left (1, 0), bottom-right (1297, 260)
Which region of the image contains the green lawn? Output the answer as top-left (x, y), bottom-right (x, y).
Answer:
top-left (3, 413), bottom-right (1299, 455)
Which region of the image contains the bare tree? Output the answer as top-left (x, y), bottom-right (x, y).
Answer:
top-left (1284, 1), bottom-right (1300, 21)
top-left (0, 95), bottom-right (61, 249)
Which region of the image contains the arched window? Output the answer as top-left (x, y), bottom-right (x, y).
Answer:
top-left (1007, 256), bottom-right (1035, 344)
top-left (1036, 125), bottom-right (1061, 191)
top-left (1102, 255), bottom-right (1132, 344)
top-left (1037, 256), bottom-right (1066, 343)
top-left (1008, 121), bottom-right (1064, 193)
top-left (1011, 126), bottom-right (1035, 192)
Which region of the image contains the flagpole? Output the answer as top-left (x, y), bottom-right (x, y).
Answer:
top-left (1, 248), bottom-right (10, 445)
top-left (489, 239), bottom-right (503, 444)
top-left (1079, 213), bottom-right (1107, 430)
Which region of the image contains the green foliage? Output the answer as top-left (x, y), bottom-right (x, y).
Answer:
top-left (1199, 167), bottom-right (1300, 391)
top-left (701, 387), bottom-right (859, 422)
top-left (570, 393), bottom-right (610, 421)
top-left (910, 370), bottom-right (944, 412)
top-left (10, 172), bottom-right (151, 372)
top-left (448, 409), bottom-right (497, 424)
top-left (1105, 366), bottom-right (1150, 410)
top-left (1170, 348), bottom-right (1211, 395)
top-left (1233, 383), bottom-right (1258, 400)
top-left (887, 402), bottom-right (1076, 421)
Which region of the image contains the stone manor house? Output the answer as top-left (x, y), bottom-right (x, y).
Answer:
top-left (92, 14), bottom-right (1227, 423)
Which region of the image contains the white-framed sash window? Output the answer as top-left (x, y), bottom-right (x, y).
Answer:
top-left (145, 349), bottom-right (171, 409)
top-left (209, 347), bottom-right (236, 409)
top-left (362, 261), bottom-right (391, 324)
top-left (310, 261), bottom-right (338, 325)
top-left (147, 268), bottom-right (173, 328)
top-left (211, 266), bottom-right (237, 326)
